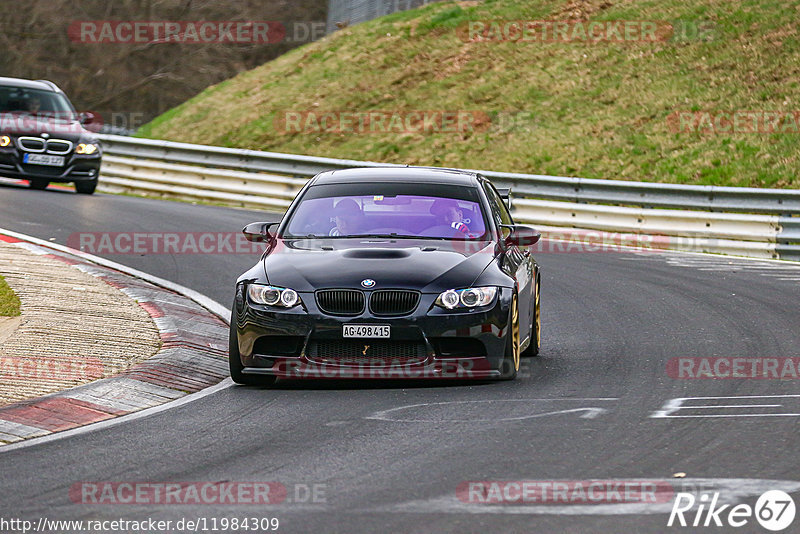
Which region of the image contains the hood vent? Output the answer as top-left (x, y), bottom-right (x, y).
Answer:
top-left (341, 248), bottom-right (411, 259)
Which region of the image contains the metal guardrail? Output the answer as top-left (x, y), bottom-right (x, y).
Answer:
top-left (777, 217), bottom-right (800, 260)
top-left (96, 134), bottom-right (800, 261)
top-left (98, 135), bottom-right (800, 215)
top-left (100, 155), bottom-right (303, 210)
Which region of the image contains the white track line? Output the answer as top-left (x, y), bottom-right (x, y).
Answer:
top-left (0, 379), bottom-right (234, 454)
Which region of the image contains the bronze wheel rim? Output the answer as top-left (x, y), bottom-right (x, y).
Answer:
top-left (535, 278), bottom-right (541, 349)
top-left (512, 296), bottom-right (520, 371)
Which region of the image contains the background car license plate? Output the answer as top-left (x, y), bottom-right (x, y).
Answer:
top-left (343, 325), bottom-right (390, 338)
top-left (23, 153), bottom-right (65, 166)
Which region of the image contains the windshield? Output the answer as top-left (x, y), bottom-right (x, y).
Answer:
top-left (0, 86), bottom-right (76, 119)
top-left (284, 182), bottom-right (489, 240)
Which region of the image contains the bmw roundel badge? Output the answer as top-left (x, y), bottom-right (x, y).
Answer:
top-left (361, 279), bottom-right (376, 288)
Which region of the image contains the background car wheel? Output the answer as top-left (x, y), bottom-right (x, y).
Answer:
top-left (75, 179), bottom-right (97, 195)
top-left (229, 314), bottom-right (277, 386)
top-left (522, 275), bottom-right (540, 357)
top-left (500, 294), bottom-right (520, 380)
top-left (29, 180), bottom-right (49, 190)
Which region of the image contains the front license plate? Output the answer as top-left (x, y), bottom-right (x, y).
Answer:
top-left (343, 325), bottom-right (390, 338)
top-left (23, 153), bottom-right (65, 166)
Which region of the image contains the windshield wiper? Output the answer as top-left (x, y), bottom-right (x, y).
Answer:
top-left (286, 233), bottom-right (420, 239)
top-left (349, 233), bottom-right (417, 239)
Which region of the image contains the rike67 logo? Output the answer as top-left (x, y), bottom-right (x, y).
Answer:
top-left (668, 490), bottom-right (796, 531)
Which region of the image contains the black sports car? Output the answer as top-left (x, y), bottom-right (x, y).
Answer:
top-left (0, 77), bottom-right (102, 194)
top-left (230, 167), bottom-right (541, 384)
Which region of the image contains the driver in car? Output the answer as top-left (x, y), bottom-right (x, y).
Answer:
top-left (430, 198), bottom-right (470, 235)
top-left (26, 97), bottom-right (42, 114)
top-left (329, 198), bottom-right (363, 236)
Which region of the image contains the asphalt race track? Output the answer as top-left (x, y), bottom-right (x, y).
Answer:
top-left (1, 183), bottom-right (799, 533)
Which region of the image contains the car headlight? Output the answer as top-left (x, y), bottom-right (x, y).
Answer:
top-left (76, 143), bottom-right (98, 155)
top-left (0, 136), bottom-right (10, 147)
top-left (435, 287), bottom-right (497, 310)
top-left (247, 284), bottom-right (301, 308)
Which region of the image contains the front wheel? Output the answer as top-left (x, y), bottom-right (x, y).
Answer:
top-left (229, 314), bottom-right (277, 386)
top-left (75, 179), bottom-right (97, 195)
top-left (500, 294), bottom-right (520, 380)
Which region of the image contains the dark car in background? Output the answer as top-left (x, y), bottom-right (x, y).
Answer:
top-left (230, 167), bottom-right (542, 385)
top-left (0, 77), bottom-right (101, 194)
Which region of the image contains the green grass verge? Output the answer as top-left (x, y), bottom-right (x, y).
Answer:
top-left (0, 274), bottom-right (20, 317)
top-left (139, 0), bottom-right (800, 188)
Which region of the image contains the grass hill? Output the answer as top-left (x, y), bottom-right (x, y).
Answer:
top-left (138, 0), bottom-right (800, 188)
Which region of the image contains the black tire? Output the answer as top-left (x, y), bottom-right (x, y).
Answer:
top-left (500, 294), bottom-right (520, 380)
top-left (522, 275), bottom-right (540, 357)
top-left (29, 180), bottom-right (49, 190)
top-left (229, 314), bottom-right (277, 386)
top-left (75, 179), bottom-right (97, 195)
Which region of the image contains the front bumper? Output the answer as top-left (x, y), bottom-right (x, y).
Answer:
top-left (0, 146), bottom-right (101, 183)
top-left (235, 286), bottom-right (514, 380)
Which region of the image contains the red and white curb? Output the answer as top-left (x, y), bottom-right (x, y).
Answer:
top-left (0, 230), bottom-right (231, 445)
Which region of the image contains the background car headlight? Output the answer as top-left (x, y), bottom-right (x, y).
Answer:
top-left (76, 143), bottom-right (98, 155)
top-left (0, 136), bottom-right (10, 147)
top-left (435, 287), bottom-right (497, 310)
top-left (247, 284), bottom-right (302, 308)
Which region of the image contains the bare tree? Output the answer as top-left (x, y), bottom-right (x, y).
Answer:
top-left (0, 0), bottom-right (327, 129)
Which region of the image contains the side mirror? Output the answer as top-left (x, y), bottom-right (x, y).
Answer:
top-left (242, 222), bottom-right (277, 242)
top-left (79, 111), bottom-right (96, 126)
top-left (502, 224), bottom-right (541, 247)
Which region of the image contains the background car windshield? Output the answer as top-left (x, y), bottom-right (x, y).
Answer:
top-left (285, 183), bottom-right (488, 239)
top-left (0, 86), bottom-right (75, 118)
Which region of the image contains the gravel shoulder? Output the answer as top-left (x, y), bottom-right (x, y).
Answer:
top-left (0, 240), bottom-right (161, 406)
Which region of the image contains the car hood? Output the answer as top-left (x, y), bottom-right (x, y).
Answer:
top-left (263, 238), bottom-right (497, 293)
top-left (0, 113), bottom-right (93, 141)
